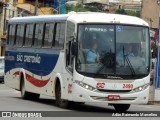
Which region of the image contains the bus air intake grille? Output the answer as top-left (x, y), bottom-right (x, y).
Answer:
top-left (97, 89), bottom-right (132, 93)
top-left (91, 96), bottom-right (137, 101)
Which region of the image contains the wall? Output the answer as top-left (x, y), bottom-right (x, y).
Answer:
top-left (18, 0), bottom-right (25, 4)
top-left (0, 0), bottom-right (17, 56)
top-left (141, 0), bottom-right (159, 28)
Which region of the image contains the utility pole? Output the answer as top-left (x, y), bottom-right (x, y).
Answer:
top-left (34, 0), bottom-right (38, 16)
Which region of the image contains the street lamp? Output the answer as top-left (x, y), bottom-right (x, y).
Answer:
top-left (34, 0), bottom-right (39, 16)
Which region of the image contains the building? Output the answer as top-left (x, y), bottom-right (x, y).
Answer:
top-left (141, 0), bottom-right (159, 28)
top-left (111, 0), bottom-right (141, 11)
top-left (0, 0), bottom-right (16, 56)
top-left (80, 0), bottom-right (141, 13)
top-left (0, 1), bottom-right (8, 40)
top-left (17, 0), bottom-right (65, 16)
top-left (0, 1), bottom-right (7, 56)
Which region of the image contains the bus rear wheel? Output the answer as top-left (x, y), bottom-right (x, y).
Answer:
top-left (20, 76), bottom-right (40, 100)
top-left (113, 104), bottom-right (130, 112)
top-left (55, 83), bottom-right (69, 108)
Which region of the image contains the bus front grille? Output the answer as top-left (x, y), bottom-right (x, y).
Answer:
top-left (97, 89), bottom-right (132, 93)
top-left (91, 96), bottom-right (137, 101)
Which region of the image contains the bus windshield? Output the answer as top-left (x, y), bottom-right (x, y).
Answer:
top-left (76, 24), bottom-right (150, 78)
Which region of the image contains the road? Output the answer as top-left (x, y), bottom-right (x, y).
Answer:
top-left (0, 83), bottom-right (160, 119)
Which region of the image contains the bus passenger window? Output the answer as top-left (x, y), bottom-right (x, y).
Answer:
top-left (15, 24), bottom-right (25, 47)
top-left (8, 24), bottom-right (16, 46)
top-left (44, 23), bottom-right (54, 47)
top-left (24, 24), bottom-right (34, 47)
top-left (34, 24), bottom-right (44, 47)
top-left (55, 23), bottom-right (65, 48)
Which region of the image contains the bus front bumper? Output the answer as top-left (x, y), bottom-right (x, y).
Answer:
top-left (71, 84), bottom-right (149, 104)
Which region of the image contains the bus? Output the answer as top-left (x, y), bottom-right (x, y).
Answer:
top-left (5, 13), bottom-right (150, 111)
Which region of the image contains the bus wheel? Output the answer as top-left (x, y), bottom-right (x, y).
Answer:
top-left (113, 104), bottom-right (130, 112)
top-left (55, 83), bottom-right (69, 108)
top-left (21, 76), bottom-right (40, 100)
top-left (21, 76), bottom-right (30, 99)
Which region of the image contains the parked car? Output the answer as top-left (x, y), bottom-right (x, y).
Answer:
top-left (0, 56), bottom-right (4, 83)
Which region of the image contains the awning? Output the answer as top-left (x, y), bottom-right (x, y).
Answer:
top-left (0, 1), bottom-right (8, 6)
top-left (84, 2), bottom-right (110, 7)
top-left (38, 7), bottom-right (54, 15)
top-left (17, 3), bottom-right (35, 14)
top-left (17, 3), bottom-right (54, 15)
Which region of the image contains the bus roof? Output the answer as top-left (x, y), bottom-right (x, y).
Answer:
top-left (9, 12), bottom-right (149, 26)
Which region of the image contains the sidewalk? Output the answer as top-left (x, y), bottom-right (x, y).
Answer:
top-left (148, 87), bottom-right (160, 104)
top-left (154, 89), bottom-right (160, 101)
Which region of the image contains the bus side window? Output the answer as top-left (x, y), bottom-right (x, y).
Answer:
top-left (34, 23), bottom-right (44, 48)
top-left (66, 21), bottom-right (75, 71)
top-left (43, 23), bottom-right (54, 48)
top-left (8, 24), bottom-right (16, 46)
top-left (15, 24), bottom-right (25, 47)
top-left (24, 24), bottom-right (34, 47)
top-left (54, 22), bottom-right (65, 49)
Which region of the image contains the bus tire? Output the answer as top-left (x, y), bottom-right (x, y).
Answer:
top-left (20, 76), bottom-right (40, 100)
top-left (20, 76), bottom-right (30, 100)
top-left (55, 82), bottom-right (69, 108)
top-left (113, 104), bottom-right (130, 112)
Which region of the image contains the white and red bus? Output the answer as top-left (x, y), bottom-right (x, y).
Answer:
top-left (5, 13), bottom-right (150, 111)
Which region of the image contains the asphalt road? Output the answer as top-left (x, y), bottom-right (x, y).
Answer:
top-left (0, 83), bottom-right (160, 119)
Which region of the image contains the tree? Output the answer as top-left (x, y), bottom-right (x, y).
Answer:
top-left (116, 9), bottom-right (140, 17)
top-left (66, 3), bottom-right (101, 13)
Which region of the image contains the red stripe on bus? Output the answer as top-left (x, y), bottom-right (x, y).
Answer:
top-left (25, 73), bottom-right (50, 87)
top-left (13, 71), bottom-right (20, 75)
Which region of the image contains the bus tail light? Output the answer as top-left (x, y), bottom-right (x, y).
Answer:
top-left (132, 83), bottom-right (150, 92)
top-left (75, 81), bottom-right (95, 91)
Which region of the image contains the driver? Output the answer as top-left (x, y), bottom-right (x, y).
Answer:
top-left (86, 41), bottom-right (100, 63)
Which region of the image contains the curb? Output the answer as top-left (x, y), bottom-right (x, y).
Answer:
top-left (148, 101), bottom-right (160, 105)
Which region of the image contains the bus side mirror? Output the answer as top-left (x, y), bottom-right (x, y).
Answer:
top-left (71, 42), bottom-right (78, 56)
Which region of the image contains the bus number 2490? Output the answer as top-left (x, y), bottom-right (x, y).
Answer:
top-left (123, 84), bottom-right (133, 89)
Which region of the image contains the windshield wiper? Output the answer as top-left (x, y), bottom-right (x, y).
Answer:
top-left (95, 49), bottom-right (115, 76)
top-left (123, 46), bottom-right (136, 76)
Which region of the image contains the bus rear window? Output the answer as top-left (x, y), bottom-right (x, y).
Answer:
top-left (8, 24), bottom-right (16, 46)
top-left (24, 24), bottom-right (34, 47)
top-left (54, 23), bottom-right (65, 49)
top-left (15, 24), bottom-right (25, 47)
top-left (44, 23), bottom-right (54, 48)
top-left (34, 23), bottom-right (44, 48)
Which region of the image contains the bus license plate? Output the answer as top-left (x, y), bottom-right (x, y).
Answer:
top-left (108, 95), bottom-right (120, 100)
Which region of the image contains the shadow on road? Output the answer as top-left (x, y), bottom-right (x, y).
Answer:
top-left (11, 97), bottom-right (120, 113)
top-left (68, 103), bottom-right (116, 113)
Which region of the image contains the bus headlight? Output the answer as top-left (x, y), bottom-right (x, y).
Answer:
top-left (132, 84), bottom-right (149, 92)
top-left (75, 81), bottom-right (95, 91)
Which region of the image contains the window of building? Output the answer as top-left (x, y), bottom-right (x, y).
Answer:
top-left (34, 23), bottom-right (44, 47)
top-left (43, 23), bottom-right (54, 48)
top-left (15, 24), bottom-right (25, 47)
top-left (54, 23), bottom-right (65, 48)
top-left (24, 24), bottom-right (34, 47)
top-left (25, 0), bottom-right (52, 7)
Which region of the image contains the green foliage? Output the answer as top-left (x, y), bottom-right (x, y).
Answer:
top-left (116, 9), bottom-right (140, 17)
top-left (66, 4), bottom-right (140, 17)
top-left (66, 3), bottom-right (101, 13)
